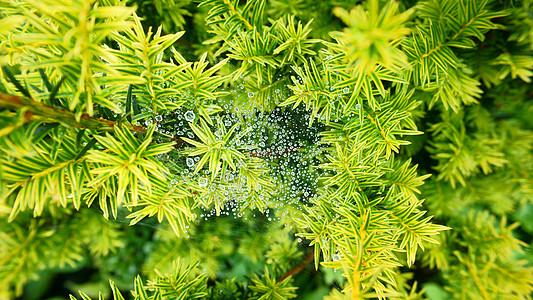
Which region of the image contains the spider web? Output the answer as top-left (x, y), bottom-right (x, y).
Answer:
top-left (105, 85), bottom-right (344, 298)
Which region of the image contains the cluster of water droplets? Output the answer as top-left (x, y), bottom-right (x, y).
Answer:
top-left (147, 84), bottom-right (330, 232)
top-left (240, 106), bottom-right (325, 208)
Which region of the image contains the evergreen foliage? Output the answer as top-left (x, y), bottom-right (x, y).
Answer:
top-left (0, 0), bottom-right (531, 299)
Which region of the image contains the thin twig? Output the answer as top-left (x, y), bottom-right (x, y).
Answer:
top-left (279, 249), bottom-right (315, 282)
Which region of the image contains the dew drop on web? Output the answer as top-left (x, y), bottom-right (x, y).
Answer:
top-left (199, 177), bottom-right (208, 187)
top-left (186, 157), bottom-right (194, 168)
top-left (185, 111), bottom-right (195, 122)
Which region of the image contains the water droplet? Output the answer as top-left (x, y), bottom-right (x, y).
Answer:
top-left (297, 238), bottom-right (302, 242)
top-left (248, 92), bottom-right (254, 98)
top-left (355, 104), bottom-right (361, 111)
top-left (199, 178), bottom-right (208, 187)
top-left (185, 111), bottom-right (195, 122)
top-left (343, 87), bottom-right (349, 94)
top-left (155, 115), bottom-right (163, 122)
top-left (186, 158), bottom-right (194, 167)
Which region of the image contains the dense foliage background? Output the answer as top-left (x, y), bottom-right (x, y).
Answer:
top-left (0, 0), bottom-right (532, 299)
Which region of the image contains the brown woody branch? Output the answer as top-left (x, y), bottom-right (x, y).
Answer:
top-left (0, 92), bottom-right (145, 133)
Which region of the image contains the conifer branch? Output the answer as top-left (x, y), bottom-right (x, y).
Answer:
top-left (0, 0), bottom-right (531, 298)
